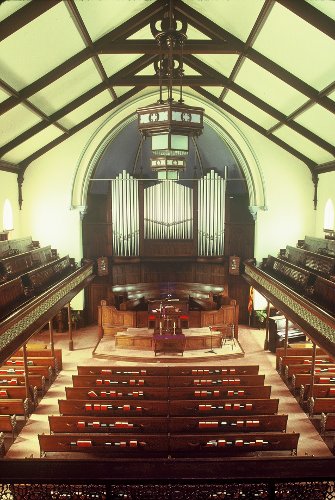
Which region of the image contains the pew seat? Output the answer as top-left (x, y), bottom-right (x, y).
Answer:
top-left (320, 412), bottom-right (335, 435)
top-left (168, 374), bottom-right (265, 387)
top-left (0, 398), bottom-right (29, 420)
top-left (0, 385), bottom-right (38, 409)
top-left (0, 414), bottom-right (17, 440)
top-left (0, 374), bottom-right (45, 393)
top-left (299, 384), bottom-right (335, 403)
top-left (72, 375), bottom-right (168, 388)
top-left (58, 399), bottom-right (169, 417)
top-left (169, 398), bottom-right (279, 416)
top-left (308, 397), bottom-right (335, 417)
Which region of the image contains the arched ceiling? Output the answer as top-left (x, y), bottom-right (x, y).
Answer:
top-left (0, 0), bottom-right (334, 178)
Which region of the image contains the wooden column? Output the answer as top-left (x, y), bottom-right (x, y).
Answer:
top-left (283, 317), bottom-right (289, 357)
top-left (48, 320), bottom-right (55, 358)
top-left (22, 343), bottom-right (31, 403)
top-left (264, 300), bottom-right (271, 350)
top-left (67, 303), bottom-right (73, 351)
top-left (309, 341), bottom-right (317, 399)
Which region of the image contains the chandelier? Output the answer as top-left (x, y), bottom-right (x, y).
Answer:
top-left (137, 0), bottom-right (204, 180)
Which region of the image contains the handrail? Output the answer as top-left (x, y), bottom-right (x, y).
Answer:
top-left (244, 261), bottom-right (335, 357)
top-left (0, 262), bottom-right (94, 365)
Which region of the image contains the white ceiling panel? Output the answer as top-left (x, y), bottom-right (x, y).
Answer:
top-left (99, 54), bottom-right (141, 78)
top-left (0, 104), bottom-right (41, 147)
top-left (28, 60), bottom-right (102, 115)
top-left (75, 0), bottom-right (150, 42)
top-left (254, 3), bottom-right (335, 91)
top-left (201, 87), bottom-right (223, 99)
top-left (3, 125), bottom-right (63, 164)
top-left (59, 90), bottom-right (112, 128)
top-left (235, 59), bottom-right (308, 115)
top-left (194, 54), bottom-right (239, 78)
top-left (305, 0), bottom-right (335, 21)
top-left (0, 2), bottom-right (85, 91)
top-left (224, 90), bottom-right (278, 130)
top-left (273, 126), bottom-right (334, 165)
top-left (0, 0), bottom-right (31, 22)
top-left (294, 104), bottom-right (335, 146)
top-left (183, 0), bottom-right (264, 42)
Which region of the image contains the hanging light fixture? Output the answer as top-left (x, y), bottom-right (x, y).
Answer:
top-left (137, 0), bottom-right (204, 180)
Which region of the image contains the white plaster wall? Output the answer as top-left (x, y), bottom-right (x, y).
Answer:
top-left (0, 170), bottom-right (22, 239)
top-left (314, 171), bottom-right (335, 237)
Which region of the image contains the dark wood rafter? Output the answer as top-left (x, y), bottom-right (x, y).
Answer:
top-left (174, 0), bottom-right (335, 115)
top-left (98, 39), bottom-right (241, 54)
top-left (0, 55), bottom-right (156, 158)
top-left (0, 79), bottom-right (69, 134)
top-left (276, 0), bottom-right (335, 41)
top-left (184, 55), bottom-right (335, 156)
top-left (18, 87), bottom-right (143, 171)
top-left (315, 160), bottom-right (335, 175)
top-left (0, 0), bottom-right (165, 116)
top-left (193, 86), bottom-right (317, 173)
top-left (0, 0), bottom-right (61, 43)
top-left (220, 0), bottom-right (275, 100)
top-left (64, 1), bottom-right (116, 101)
top-left (0, 160), bottom-right (20, 174)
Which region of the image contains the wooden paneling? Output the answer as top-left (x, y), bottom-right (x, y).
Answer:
top-left (141, 240), bottom-right (196, 258)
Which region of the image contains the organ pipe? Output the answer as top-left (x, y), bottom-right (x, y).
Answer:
top-left (144, 181), bottom-right (193, 239)
top-left (198, 170), bottom-right (225, 256)
top-left (111, 171), bottom-right (139, 256)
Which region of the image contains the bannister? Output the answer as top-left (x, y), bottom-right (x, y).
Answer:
top-left (244, 261), bottom-right (335, 358)
top-left (0, 262), bottom-right (94, 365)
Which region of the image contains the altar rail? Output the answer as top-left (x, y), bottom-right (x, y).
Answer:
top-left (0, 457), bottom-right (334, 500)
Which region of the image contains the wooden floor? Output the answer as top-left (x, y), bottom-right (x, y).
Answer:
top-left (4, 324), bottom-right (333, 459)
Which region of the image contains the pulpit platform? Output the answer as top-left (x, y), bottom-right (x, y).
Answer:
top-left (93, 327), bottom-right (244, 363)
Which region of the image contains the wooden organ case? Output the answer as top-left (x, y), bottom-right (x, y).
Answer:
top-left (83, 173), bottom-right (254, 325)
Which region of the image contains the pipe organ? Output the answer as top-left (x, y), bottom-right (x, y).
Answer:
top-left (198, 170), bottom-right (225, 256)
top-left (111, 171), bottom-right (139, 256)
top-left (144, 182), bottom-right (193, 240)
top-left (110, 170), bottom-right (225, 256)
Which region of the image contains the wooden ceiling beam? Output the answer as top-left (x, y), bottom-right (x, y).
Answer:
top-left (0, 0), bottom-right (165, 116)
top-left (0, 0), bottom-right (61, 43)
top-left (194, 86), bottom-right (316, 173)
top-left (175, 0), bottom-right (335, 115)
top-left (0, 55), bottom-right (155, 157)
top-left (98, 40), bottom-right (241, 54)
top-left (184, 55), bottom-right (335, 156)
top-left (18, 87), bottom-right (143, 171)
top-left (277, 0), bottom-right (335, 41)
top-left (0, 160), bottom-right (20, 174)
top-left (65, 1), bottom-right (116, 100)
top-left (315, 160), bottom-right (335, 174)
top-left (220, 0), bottom-right (275, 100)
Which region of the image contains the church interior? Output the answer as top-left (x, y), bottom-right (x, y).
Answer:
top-left (0, 0), bottom-right (334, 498)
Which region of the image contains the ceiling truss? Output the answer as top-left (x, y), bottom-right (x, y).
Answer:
top-left (0, 0), bottom-right (333, 180)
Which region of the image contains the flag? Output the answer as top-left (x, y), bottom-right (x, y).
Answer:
top-left (247, 286), bottom-right (253, 316)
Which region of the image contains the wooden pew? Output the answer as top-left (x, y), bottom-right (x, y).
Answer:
top-left (23, 255), bottom-right (74, 294)
top-left (65, 386), bottom-right (169, 401)
top-left (48, 415), bottom-right (169, 434)
top-left (0, 374), bottom-right (45, 393)
top-left (169, 398), bottom-right (279, 416)
top-left (169, 432), bottom-right (299, 456)
top-left (168, 374), bottom-right (265, 387)
top-left (283, 364), bottom-right (335, 382)
top-left (58, 399), bottom-right (169, 416)
top-left (308, 397), bottom-right (335, 417)
top-left (14, 348), bottom-right (63, 370)
top-left (72, 375), bottom-right (168, 388)
top-left (300, 384), bottom-right (335, 403)
top-left (0, 398), bottom-right (29, 420)
top-left (320, 413), bottom-right (335, 435)
top-left (5, 356), bottom-right (58, 372)
top-left (275, 346), bottom-right (326, 370)
top-left (77, 366), bottom-right (168, 376)
top-left (263, 255), bottom-right (313, 292)
top-left (0, 277), bottom-right (29, 320)
top-left (279, 355), bottom-right (332, 374)
top-left (312, 275), bottom-right (335, 315)
top-left (38, 433), bottom-right (169, 458)
top-left (285, 245), bottom-right (335, 278)
top-left (0, 365), bottom-right (53, 381)
top-left (168, 386), bottom-right (271, 400)
top-left (0, 414), bottom-right (17, 440)
top-left (169, 414), bottom-right (288, 433)
top-left (292, 373), bottom-right (335, 390)
top-left (0, 385), bottom-right (38, 409)
top-left (168, 366), bottom-right (259, 376)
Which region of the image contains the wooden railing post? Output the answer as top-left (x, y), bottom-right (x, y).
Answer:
top-left (48, 320), bottom-right (55, 358)
top-left (22, 343), bottom-right (31, 403)
top-left (310, 341), bottom-right (317, 399)
top-left (284, 317), bottom-right (289, 357)
top-left (264, 300), bottom-right (271, 350)
top-left (67, 303), bottom-right (73, 351)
